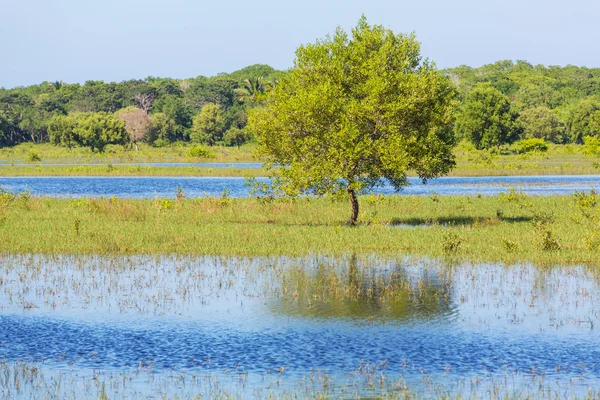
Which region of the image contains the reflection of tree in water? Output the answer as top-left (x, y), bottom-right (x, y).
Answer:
top-left (271, 255), bottom-right (454, 322)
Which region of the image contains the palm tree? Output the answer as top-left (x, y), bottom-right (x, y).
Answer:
top-left (234, 76), bottom-right (267, 103)
top-left (49, 80), bottom-right (64, 91)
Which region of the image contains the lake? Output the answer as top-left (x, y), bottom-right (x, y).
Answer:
top-left (1, 175), bottom-right (600, 198)
top-left (0, 255), bottom-right (598, 398)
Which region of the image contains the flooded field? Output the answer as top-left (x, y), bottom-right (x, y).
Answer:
top-left (0, 255), bottom-right (598, 398)
top-left (1, 175), bottom-right (600, 198)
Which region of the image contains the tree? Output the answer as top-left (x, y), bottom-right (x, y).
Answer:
top-left (455, 85), bottom-right (520, 149)
top-left (234, 77), bottom-right (268, 103)
top-left (115, 107), bottom-right (152, 150)
top-left (151, 94), bottom-right (191, 140)
top-left (147, 113), bottom-right (177, 145)
top-left (47, 114), bottom-right (77, 148)
top-left (518, 106), bottom-right (564, 143)
top-left (190, 103), bottom-right (225, 145)
top-left (72, 112), bottom-right (129, 152)
top-left (223, 127), bottom-right (250, 148)
top-left (247, 17), bottom-right (457, 224)
top-left (566, 98), bottom-right (600, 143)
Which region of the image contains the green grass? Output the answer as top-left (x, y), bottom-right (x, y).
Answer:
top-left (1, 191), bottom-right (599, 266)
top-left (1, 142), bottom-right (599, 176)
top-left (0, 165), bottom-right (263, 176)
top-left (0, 142), bottom-right (258, 164)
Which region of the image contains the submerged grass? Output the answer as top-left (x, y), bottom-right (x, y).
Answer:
top-left (1, 190), bottom-right (600, 266)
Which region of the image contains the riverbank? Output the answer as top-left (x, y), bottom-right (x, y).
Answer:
top-left (1, 142), bottom-right (600, 177)
top-left (2, 193), bottom-right (599, 266)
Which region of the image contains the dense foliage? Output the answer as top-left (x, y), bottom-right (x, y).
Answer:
top-left (0, 65), bottom-right (282, 150)
top-left (3, 55), bottom-right (600, 152)
top-left (447, 60), bottom-right (600, 147)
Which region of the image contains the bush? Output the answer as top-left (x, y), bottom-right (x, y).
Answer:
top-left (583, 136), bottom-right (600, 155)
top-left (514, 138), bottom-right (548, 154)
top-left (188, 145), bottom-right (214, 158)
top-left (25, 151), bottom-right (41, 162)
top-left (152, 138), bottom-right (170, 148)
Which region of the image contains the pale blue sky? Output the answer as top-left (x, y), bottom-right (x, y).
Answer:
top-left (1, 0), bottom-right (599, 88)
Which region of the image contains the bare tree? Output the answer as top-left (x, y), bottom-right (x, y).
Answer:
top-left (116, 107), bottom-right (152, 151)
top-left (134, 93), bottom-right (154, 114)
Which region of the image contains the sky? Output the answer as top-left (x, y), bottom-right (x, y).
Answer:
top-left (1, 0), bottom-right (599, 88)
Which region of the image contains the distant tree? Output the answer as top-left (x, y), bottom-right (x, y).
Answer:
top-left (455, 85), bottom-right (520, 149)
top-left (115, 107), bottom-right (152, 150)
top-left (71, 81), bottom-right (124, 113)
top-left (47, 114), bottom-right (77, 148)
top-left (18, 107), bottom-right (49, 143)
top-left (518, 106), bottom-right (564, 143)
top-left (72, 112), bottom-right (129, 152)
top-left (134, 92), bottom-right (154, 114)
top-left (190, 103), bottom-right (225, 145)
top-left (223, 127), bottom-right (251, 148)
top-left (234, 77), bottom-right (267, 103)
top-left (184, 77), bottom-right (236, 109)
top-left (0, 92), bottom-right (35, 144)
top-left (151, 94), bottom-right (191, 140)
top-left (566, 98), bottom-right (600, 143)
top-left (248, 17), bottom-right (457, 224)
top-left (147, 113), bottom-right (177, 145)
top-left (514, 84), bottom-right (563, 110)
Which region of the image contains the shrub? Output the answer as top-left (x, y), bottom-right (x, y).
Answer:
top-left (26, 151), bottom-right (41, 162)
top-left (152, 138), bottom-right (170, 148)
top-left (514, 138), bottom-right (548, 154)
top-left (583, 136), bottom-right (600, 155)
top-left (188, 145), bottom-right (214, 158)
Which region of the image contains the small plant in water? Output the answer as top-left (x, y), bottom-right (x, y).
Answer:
top-left (25, 151), bottom-right (41, 162)
top-left (176, 186), bottom-right (186, 200)
top-left (218, 188), bottom-right (231, 207)
top-left (532, 218), bottom-right (560, 251)
top-left (442, 231), bottom-right (462, 257)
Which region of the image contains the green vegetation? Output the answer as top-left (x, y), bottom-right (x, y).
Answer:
top-left (0, 190), bottom-right (598, 266)
top-left (3, 52), bottom-right (600, 158)
top-left (0, 64), bottom-right (280, 149)
top-left (249, 18), bottom-right (456, 224)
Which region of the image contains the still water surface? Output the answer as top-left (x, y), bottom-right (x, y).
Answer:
top-left (1, 175), bottom-right (600, 198)
top-left (0, 255), bottom-right (598, 398)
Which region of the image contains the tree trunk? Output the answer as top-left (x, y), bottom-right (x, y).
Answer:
top-left (348, 187), bottom-right (359, 225)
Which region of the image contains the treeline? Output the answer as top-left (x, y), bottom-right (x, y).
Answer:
top-left (2, 60), bottom-right (600, 152)
top-left (447, 60), bottom-right (600, 148)
top-left (0, 64), bottom-right (281, 150)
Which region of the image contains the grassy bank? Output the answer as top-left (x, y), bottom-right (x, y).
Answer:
top-left (0, 142), bottom-right (258, 164)
top-left (1, 142), bottom-right (600, 176)
top-left (2, 191), bottom-right (599, 266)
top-left (0, 165), bottom-right (263, 177)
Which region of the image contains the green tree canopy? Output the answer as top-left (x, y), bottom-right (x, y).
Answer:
top-left (455, 85), bottom-right (520, 149)
top-left (72, 112), bottom-right (129, 152)
top-left (518, 105), bottom-right (564, 143)
top-left (248, 17), bottom-right (457, 224)
top-left (190, 103), bottom-right (226, 145)
top-left (147, 113), bottom-right (177, 145)
top-left (47, 114), bottom-right (77, 148)
top-left (566, 98), bottom-right (600, 143)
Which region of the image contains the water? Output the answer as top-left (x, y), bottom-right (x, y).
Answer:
top-left (1, 175), bottom-right (600, 198)
top-left (0, 255), bottom-right (598, 398)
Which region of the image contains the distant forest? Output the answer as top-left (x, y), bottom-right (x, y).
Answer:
top-left (1, 61), bottom-right (599, 151)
